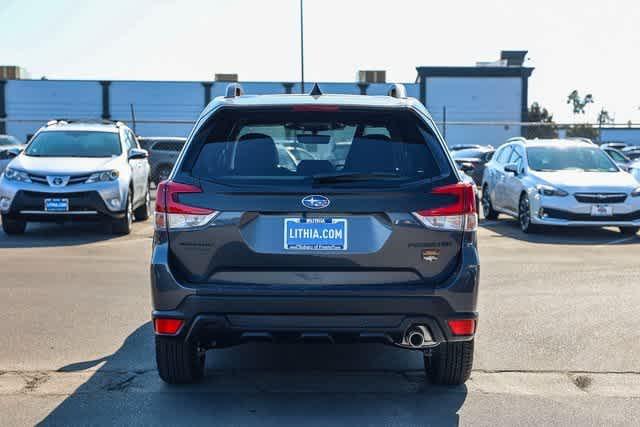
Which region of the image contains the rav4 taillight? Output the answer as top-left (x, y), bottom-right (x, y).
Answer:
top-left (412, 183), bottom-right (478, 231)
top-left (155, 181), bottom-right (219, 230)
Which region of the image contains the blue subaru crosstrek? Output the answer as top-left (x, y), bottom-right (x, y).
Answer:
top-left (150, 84), bottom-right (479, 385)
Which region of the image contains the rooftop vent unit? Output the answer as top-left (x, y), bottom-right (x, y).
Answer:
top-left (215, 73), bottom-right (238, 82)
top-left (357, 70), bottom-right (386, 84)
top-left (0, 66), bottom-right (29, 80)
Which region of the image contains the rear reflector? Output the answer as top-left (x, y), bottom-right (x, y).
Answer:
top-left (154, 318), bottom-right (184, 335)
top-left (155, 181), bottom-right (219, 230)
top-left (447, 319), bottom-right (476, 336)
top-left (412, 183), bottom-right (478, 231)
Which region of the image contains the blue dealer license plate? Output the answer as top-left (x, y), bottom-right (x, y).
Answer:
top-left (44, 198), bottom-right (69, 212)
top-left (284, 218), bottom-right (347, 250)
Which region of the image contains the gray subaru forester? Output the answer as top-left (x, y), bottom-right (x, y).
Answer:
top-left (150, 84), bottom-right (480, 385)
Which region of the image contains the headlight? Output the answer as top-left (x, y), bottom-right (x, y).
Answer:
top-left (536, 184), bottom-right (568, 197)
top-left (86, 170), bottom-right (119, 183)
top-left (3, 168), bottom-right (31, 183)
top-left (631, 187), bottom-right (640, 197)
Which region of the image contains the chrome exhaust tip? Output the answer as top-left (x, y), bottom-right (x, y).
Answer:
top-left (407, 329), bottom-right (425, 348)
top-left (402, 325), bottom-right (435, 349)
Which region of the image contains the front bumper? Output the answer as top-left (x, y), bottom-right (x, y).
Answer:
top-left (150, 241), bottom-right (480, 348)
top-left (0, 177), bottom-right (128, 219)
top-left (530, 193), bottom-right (640, 227)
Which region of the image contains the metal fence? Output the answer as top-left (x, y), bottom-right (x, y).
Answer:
top-left (2, 117), bottom-right (640, 147)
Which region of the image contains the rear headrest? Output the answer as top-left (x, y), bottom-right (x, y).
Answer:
top-left (344, 134), bottom-right (394, 173)
top-left (235, 133), bottom-right (278, 174)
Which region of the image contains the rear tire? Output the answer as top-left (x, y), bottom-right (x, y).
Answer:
top-left (619, 226), bottom-right (639, 236)
top-left (425, 340), bottom-right (474, 385)
top-left (111, 193), bottom-right (132, 235)
top-left (155, 336), bottom-right (205, 384)
top-left (1, 215), bottom-right (26, 235)
top-left (133, 187), bottom-right (151, 221)
top-left (481, 185), bottom-right (498, 220)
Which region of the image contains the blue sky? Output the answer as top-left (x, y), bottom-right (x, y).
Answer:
top-left (1, 0), bottom-right (639, 123)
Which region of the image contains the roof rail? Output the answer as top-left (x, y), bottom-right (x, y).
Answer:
top-left (225, 83), bottom-right (244, 98)
top-left (46, 119), bottom-right (69, 126)
top-left (387, 83), bottom-right (407, 99)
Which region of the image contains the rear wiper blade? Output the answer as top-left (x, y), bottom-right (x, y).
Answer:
top-left (311, 172), bottom-right (403, 184)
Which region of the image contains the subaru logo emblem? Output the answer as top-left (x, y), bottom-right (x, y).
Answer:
top-left (301, 195), bottom-right (330, 209)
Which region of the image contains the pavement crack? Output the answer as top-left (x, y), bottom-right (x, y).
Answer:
top-left (21, 371), bottom-right (50, 393)
top-left (104, 374), bottom-right (137, 392)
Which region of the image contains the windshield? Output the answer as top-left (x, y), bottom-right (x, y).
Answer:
top-left (0, 135), bottom-right (21, 146)
top-left (186, 108), bottom-right (450, 187)
top-left (25, 131), bottom-right (122, 157)
top-left (527, 146), bottom-right (618, 172)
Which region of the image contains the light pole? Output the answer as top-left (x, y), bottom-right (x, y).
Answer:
top-left (300, 0), bottom-right (305, 93)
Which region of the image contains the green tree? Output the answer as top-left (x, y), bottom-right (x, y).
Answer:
top-left (566, 124), bottom-right (598, 139)
top-left (597, 109), bottom-right (613, 126)
top-left (567, 90), bottom-right (594, 114)
top-left (524, 102), bottom-right (558, 138)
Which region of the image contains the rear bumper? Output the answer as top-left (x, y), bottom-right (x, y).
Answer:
top-left (150, 241), bottom-right (480, 347)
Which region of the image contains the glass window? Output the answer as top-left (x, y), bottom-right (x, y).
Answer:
top-left (527, 146), bottom-right (618, 172)
top-left (495, 146), bottom-right (512, 164)
top-left (186, 108), bottom-right (451, 188)
top-left (25, 131), bottom-right (122, 158)
top-left (0, 135), bottom-right (21, 146)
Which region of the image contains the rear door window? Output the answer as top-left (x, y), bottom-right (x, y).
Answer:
top-left (184, 107), bottom-right (452, 187)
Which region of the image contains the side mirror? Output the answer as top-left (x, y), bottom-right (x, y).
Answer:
top-left (459, 162), bottom-right (475, 173)
top-left (504, 163), bottom-right (519, 175)
top-left (128, 148), bottom-right (148, 160)
top-left (5, 147), bottom-right (23, 158)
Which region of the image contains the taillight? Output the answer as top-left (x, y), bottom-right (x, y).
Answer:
top-left (412, 183), bottom-right (478, 231)
top-left (155, 181), bottom-right (219, 230)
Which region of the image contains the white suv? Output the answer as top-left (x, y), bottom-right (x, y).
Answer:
top-left (0, 120), bottom-right (151, 235)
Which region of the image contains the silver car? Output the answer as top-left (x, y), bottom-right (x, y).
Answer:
top-left (0, 120), bottom-right (151, 235)
top-left (0, 135), bottom-right (25, 174)
top-left (481, 138), bottom-right (640, 235)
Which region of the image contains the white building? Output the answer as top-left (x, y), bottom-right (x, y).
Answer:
top-left (0, 50), bottom-right (532, 147)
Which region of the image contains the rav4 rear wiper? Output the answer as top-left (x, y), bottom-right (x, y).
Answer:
top-left (311, 172), bottom-right (403, 184)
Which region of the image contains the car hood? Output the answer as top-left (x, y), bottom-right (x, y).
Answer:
top-left (531, 170), bottom-right (639, 192)
top-left (9, 155), bottom-right (121, 175)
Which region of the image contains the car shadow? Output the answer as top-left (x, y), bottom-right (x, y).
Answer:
top-left (39, 322), bottom-right (468, 426)
top-left (0, 221), bottom-right (145, 248)
top-left (481, 217), bottom-right (639, 245)
top-left (0, 191), bottom-right (155, 248)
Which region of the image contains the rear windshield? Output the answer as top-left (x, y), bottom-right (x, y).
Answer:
top-left (25, 131), bottom-right (122, 158)
top-left (184, 108), bottom-right (450, 187)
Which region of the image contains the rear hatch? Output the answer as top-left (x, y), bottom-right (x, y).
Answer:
top-left (157, 106), bottom-right (475, 286)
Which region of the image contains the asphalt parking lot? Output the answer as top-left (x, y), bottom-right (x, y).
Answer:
top-left (0, 208), bottom-right (639, 426)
